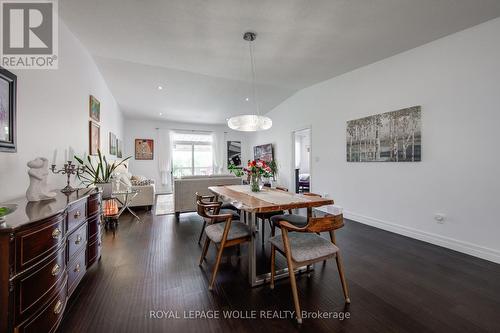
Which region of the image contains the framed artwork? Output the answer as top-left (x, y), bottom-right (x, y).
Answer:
top-left (109, 132), bottom-right (117, 155)
top-left (253, 143), bottom-right (273, 162)
top-left (89, 121), bottom-right (100, 155)
top-left (0, 68), bottom-right (17, 152)
top-left (117, 139), bottom-right (123, 158)
top-left (227, 141), bottom-right (242, 166)
top-left (135, 139), bottom-right (154, 160)
top-left (346, 106), bottom-right (421, 162)
top-left (89, 95), bottom-right (100, 122)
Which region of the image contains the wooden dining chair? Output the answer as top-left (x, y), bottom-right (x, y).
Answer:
top-left (269, 213), bottom-right (350, 324)
top-left (195, 192), bottom-right (240, 244)
top-left (198, 200), bottom-right (251, 290)
top-left (269, 192), bottom-right (322, 237)
top-left (255, 186), bottom-right (292, 245)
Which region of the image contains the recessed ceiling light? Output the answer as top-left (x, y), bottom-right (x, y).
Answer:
top-left (245, 97), bottom-right (249, 101)
top-left (159, 112), bottom-right (163, 116)
top-left (157, 85), bottom-right (163, 90)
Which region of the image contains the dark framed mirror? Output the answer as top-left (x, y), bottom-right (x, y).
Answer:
top-left (0, 67), bottom-right (17, 153)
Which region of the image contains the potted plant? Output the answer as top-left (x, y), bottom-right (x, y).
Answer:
top-left (228, 163), bottom-right (244, 177)
top-left (243, 159), bottom-right (273, 192)
top-left (74, 149), bottom-right (130, 197)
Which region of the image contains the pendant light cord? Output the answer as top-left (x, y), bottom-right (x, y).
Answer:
top-left (248, 39), bottom-right (260, 116)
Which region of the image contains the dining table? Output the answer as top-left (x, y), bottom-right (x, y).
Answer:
top-left (208, 185), bottom-right (334, 287)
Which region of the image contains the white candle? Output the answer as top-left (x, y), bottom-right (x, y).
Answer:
top-left (64, 149), bottom-right (68, 162)
top-left (52, 149), bottom-right (57, 165)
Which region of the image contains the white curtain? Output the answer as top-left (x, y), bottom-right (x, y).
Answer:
top-left (157, 129), bottom-right (173, 191)
top-left (211, 132), bottom-right (224, 174)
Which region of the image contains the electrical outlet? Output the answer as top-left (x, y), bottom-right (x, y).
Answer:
top-left (434, 213), bottom-right (446, 224)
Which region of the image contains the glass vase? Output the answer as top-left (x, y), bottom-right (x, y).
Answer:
top-left (250, 174), bottom-right (262, 192)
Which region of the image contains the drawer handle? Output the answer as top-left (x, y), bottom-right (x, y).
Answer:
top-left (74, 263), bottom-right (81, 272)
top-left (53, 300), bottom-right (63, 315)
top-left (74, 211), bottom-right (81, 218)
top-left (75, 235), bottom-right (82, 244)
top-left (51, 263), bottom-right (60, 276)
top-left (52, 228), bottom-right (61, 238)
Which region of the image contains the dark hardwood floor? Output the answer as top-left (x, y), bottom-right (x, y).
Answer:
top-left (58, 210), bottom-right (500, 333)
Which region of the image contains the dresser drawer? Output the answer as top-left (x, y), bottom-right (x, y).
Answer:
top-left (67, 199), bottom-right (87, 233)
top-left (15, 245), bottom-right (66, 322)
top-left (87, 214), bottom-right (101, 241)
top-left (15, 214), bottom-right (65, 273)
top-left (15, 279), bottom-right (67, 333)
top-left (67, 222), bottom-right (87, 261)
top-left (67, 249), bottom-right (86, 297)
top-left (87, 192), bottom-right (101, 217)
top-left (87, 236), bottom-right (101, 267)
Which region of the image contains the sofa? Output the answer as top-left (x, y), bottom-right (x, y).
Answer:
top-left (114, 164), bottom-right (156, 210)
top-left (174, 175), bottom-right (242, 217)
top-left (122, 182), bottom-right (155, 209)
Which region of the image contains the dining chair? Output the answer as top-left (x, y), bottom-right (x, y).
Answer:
top-left (195, 192), bottom-right (240, 244)
top-left (269, 192), bottom-right (322, 237)
top-left (269, 213), bottom-right (350, 324)
top-left (256, 186), bottom-right (291, 245)
top-left (198, 200), bottom-right (251, 290)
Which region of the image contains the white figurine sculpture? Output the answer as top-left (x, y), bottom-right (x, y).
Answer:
top-left (26, 157), bottom-right (57, 202)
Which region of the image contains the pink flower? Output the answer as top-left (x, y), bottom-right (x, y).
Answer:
top-left (256, 161), bottom-right (263, 168)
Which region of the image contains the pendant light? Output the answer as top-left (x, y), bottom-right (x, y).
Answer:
top-left (227, 32), bottom-right (272, 131)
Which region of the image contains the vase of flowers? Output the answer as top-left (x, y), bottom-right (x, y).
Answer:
top-left (244, 159), bottom-right (273, 192)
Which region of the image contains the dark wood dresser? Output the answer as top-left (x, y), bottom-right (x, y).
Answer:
top-left (0, 189), bottom-right (102, 333)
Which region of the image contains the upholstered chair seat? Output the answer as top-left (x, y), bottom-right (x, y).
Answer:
top-left (205, 221), bottom-right (251, 243)
top-left (269, 233), bottom-right (339, 263)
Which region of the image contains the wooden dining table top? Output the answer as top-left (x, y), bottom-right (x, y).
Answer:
top-left (208, 185), bottom-right (333, 213)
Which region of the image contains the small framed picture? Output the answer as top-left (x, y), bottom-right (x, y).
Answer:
top-left (109, 132), bottom-right (117, 155)
top-left (89, 95), bottom-right (100, 122)
top-left (0, 68), bottom-right (17, 152)
top-left (89, 121), bottom-right (100, 155)
top-left (135, 139), bottom-right (154, 160)
top-left (227, 141), bottom-right (242, 166)
top-left (117, 139), bottom-right (123, 158)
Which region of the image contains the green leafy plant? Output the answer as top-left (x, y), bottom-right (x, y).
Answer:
top-left (268, 160), bottom-right (278, 180)
top-left (0, 207), bottom-right (8, 217)
top-left (74, 149), bottom-right (131, 186)
top-left (228, 163), bottom-right (244, 177)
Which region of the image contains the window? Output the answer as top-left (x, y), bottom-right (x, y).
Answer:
top-left (172, 132), bottom-right (213, 177)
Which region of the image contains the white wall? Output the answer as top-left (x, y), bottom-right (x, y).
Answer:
top-left (251, 18), bottom-right (500, 263)
top-left (0, 20), bottom-right (124, 201)
top-left (124, 118), bottom-right (252, 188)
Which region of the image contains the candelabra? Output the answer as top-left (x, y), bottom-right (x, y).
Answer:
top-left (50, 161), bottom-right (85, 193)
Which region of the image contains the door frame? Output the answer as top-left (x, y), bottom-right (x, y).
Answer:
top-left (291, 126), bottom-right (312, 193)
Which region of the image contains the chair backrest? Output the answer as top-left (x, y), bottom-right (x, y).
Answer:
top-left (196, 199), bottom-right (221, 219)
top-left (195, 192), bottom-right (214, 202)
top-left (304, 214), bottom-right (344, 233)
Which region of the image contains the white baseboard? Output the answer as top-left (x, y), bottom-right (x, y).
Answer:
top-left (344, 211), bottom-right (500, 264)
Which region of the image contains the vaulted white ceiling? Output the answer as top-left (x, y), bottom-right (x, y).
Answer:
top-left (60, 0), bottom-right (500, 124)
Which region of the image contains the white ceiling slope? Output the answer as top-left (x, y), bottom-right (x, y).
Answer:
top-left (60, 0), bottom-right (500, 124)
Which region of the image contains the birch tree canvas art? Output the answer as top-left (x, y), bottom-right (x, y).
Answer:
top-left (346, 106), bottom-right (421, 162)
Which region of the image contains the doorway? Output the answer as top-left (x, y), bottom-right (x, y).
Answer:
top-left (292, 128), bottom-right (311, 193)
